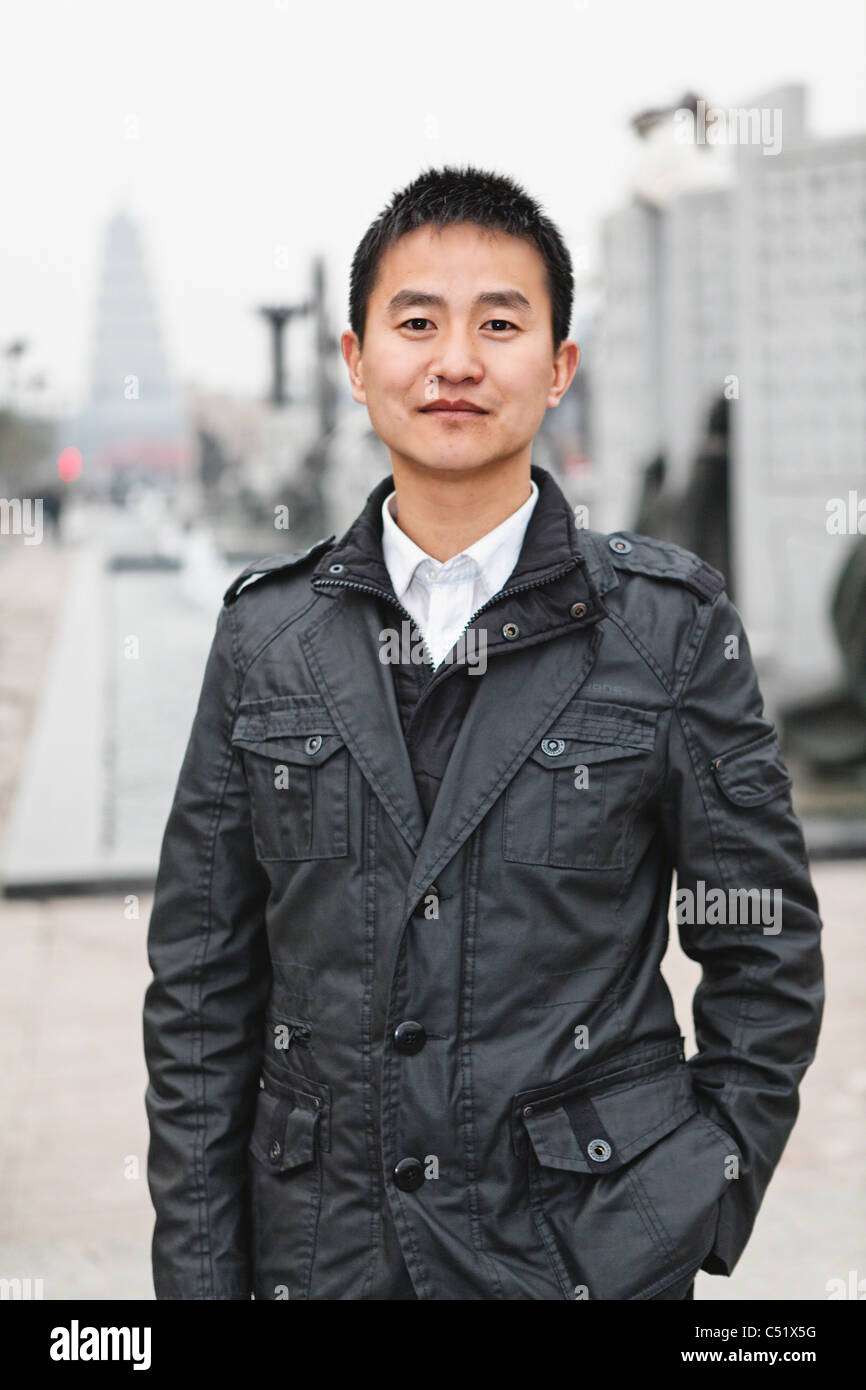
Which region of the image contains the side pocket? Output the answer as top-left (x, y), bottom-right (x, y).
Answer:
top-left (247, 1080), bottom-right (326, 1299)
top-left (515, 1045), bottom-right (744, 1300)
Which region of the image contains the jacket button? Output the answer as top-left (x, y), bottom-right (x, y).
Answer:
top-left (570, 602), bottom-right (587, 619)
top-left (304, 734), bottom-right (323, 755)
top-left (393, 1157), bottom-right (425, 1192)
top-left (609, 536), bottom-right (632, 554)
top-left (501, 622), bottom-right (519, 640)
top-left (540, 738), bottom-right (566, 756)
top-left (269, 1139), bottom-right (282, 1164)
top-left (393, 1020), bottom-right (427, 1054)
top-left (587, 1138), bottom-right (612, 1162)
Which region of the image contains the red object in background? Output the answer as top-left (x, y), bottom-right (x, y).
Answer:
top-left (58, 447), bottom-right (83, 481)
top-left (99, 438), bottom-right (190, 474)
top-left (563, 452), bottom-right (593, 477)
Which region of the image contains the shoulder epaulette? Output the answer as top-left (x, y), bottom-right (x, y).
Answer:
top-left (223, 534), bottom-right (336, 606)
top-left (604, 531), bottom-right (727, 602)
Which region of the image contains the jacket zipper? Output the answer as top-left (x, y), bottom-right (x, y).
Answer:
top-left (518, 1037), bottom-right (685, 1118)
top-left (312, 559), bottom-right (581, 714)
top-left (312, 578), bottom-right (436, 666)
top-left (275, 1017), bottom-right (311, 1049)
top-left (260, 1018), bottom-right (312, 1090)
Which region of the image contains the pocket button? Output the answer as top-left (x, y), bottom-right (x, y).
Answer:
top-left (541, 738), bottom-right (566, 756)
top-left (587, 1138), bottom-right (612, 1162)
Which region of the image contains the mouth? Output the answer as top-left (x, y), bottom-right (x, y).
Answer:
top-left (419, 400), bottom-right (488, 417)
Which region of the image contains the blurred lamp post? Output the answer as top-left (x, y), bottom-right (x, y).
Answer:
top-left (257, 303), bottom-right (311, 407)
top-left (4, 339), bottom-right (29, 411)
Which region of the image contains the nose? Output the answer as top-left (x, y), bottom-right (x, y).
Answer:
top-left (426, 325), bottom-right (484, 385)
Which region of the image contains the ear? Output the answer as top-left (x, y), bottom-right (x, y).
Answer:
top-left (547, 340), bottom-right (580, 408)
top-left (341, 329), bottom-right (367, 405)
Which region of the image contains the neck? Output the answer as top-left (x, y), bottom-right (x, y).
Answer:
top-left (387, 454), bottom-right (534, 562)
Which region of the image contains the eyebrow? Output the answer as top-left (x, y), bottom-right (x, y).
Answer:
top-left (386, 289), bottom-right (532, 315)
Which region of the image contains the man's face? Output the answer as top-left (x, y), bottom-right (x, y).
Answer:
top-left (342, 222), bottom-right (578, 478)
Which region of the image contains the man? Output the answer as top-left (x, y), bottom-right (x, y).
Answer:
top-left (143, 165), bottom-right (824, 1301)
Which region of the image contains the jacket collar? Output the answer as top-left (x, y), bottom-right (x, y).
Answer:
top-left (310, 463), bottom-right (607, 647)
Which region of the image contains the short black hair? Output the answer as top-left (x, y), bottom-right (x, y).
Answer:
top-left (348, 164), bottom-right (574, 352)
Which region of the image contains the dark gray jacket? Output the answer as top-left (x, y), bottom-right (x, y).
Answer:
top-left (142, 464), bottom-right (824, 1300)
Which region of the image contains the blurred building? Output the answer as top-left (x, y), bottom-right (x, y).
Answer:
top-left (733, 97), bottom-right (866, 696)
top-left (64, 210), bottom-right (192, 489)
top-left (596, 83), bottom-right (866, 698)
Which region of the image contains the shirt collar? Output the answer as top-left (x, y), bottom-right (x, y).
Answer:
top-left (381, 479), bottom-right (539, 604)
top-left (310, 463), bottom-right (614, 609)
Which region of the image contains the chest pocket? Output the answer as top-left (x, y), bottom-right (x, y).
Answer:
top-left (503, 700), bottom-right (657, 870)
top-left (231, 695), bottom-right (348, 861)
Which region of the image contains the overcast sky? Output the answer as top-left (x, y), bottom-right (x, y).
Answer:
top-left (2, 0), bottom-right (864, 412)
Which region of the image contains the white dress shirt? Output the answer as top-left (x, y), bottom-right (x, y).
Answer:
top-left (380, 479), bottom-right (539, 668)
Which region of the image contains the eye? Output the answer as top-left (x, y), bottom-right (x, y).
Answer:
top-left (483, 319), bottom-right (518, 332)
top-left (400, 318), bottom-right (433, 331)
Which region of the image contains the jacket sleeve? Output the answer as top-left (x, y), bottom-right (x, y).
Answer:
top-left (142, 602), bottom-right (271, 1299)
top-left (660, 587), bottom-right (825, 1278)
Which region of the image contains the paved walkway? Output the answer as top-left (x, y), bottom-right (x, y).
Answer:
top-left (1, 511), bottom-right (227, 893)
top-left (0, 539), bottom-right (72, 842)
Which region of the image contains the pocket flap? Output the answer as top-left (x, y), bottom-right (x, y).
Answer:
top-left (514, 1042), bottom-right (698, 1174)
top-left (232, 696), bottom-right (345, 766)
top-left (710, 730), bottom-right (792, 806)
top-left (249, 1085), bottom-right (321, 1172)
top-left (529, 700), bottom-right (657, 768)
top-left (259, 1063), bottom-right (332, 1150)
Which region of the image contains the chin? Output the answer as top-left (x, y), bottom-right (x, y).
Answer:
top-left (402, 452), bottom-right (511, 477)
